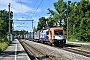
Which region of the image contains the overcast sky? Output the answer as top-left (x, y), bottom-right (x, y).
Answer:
top-left (0, 0), bottom-right (83, 32)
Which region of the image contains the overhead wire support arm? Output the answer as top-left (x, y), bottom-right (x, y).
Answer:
top-left (13, 19), bottom-right (34, 39)
top-left (13, 20), bottom-right (34, 21)
top-left (13, 19), bottom-right (34, 31)
top-left (13, 19), bottom-right (34, 30)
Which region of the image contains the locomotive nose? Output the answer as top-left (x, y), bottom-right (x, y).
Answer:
top-left (59, 35), bottom-right (65, 40)
top-left (55, 35), bottom-right (65, 40)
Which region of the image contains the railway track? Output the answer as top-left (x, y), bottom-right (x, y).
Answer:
top-left (67, 42), bottom-right (90, 49)
top-left (19, 39), bottom-right (90, 60)
top-left (62, 43), bottom-right (90, 57)
top-left (38, 41), bottom-right (90, 58)
top-left (21, 41), bottom-right (38, 60)
top-left (49, 43), bottom-right (90, 58)
top-left (62, 47), bottom-right (90, 57)
top-left (19, 40), bottom-right (66, 60)
top-left (47, 41), bottom-right (90, 57)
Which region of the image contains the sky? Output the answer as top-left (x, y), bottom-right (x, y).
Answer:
top-left (0, 0), bottom-right (82, 32)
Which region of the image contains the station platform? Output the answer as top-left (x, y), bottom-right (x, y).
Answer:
top-left (0, 39), bottom-right (30, 60)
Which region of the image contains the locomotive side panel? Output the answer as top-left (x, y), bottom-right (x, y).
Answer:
top-left (39, 29), bottom-right (49, 43)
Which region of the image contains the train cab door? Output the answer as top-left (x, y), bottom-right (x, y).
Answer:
top-left (48, 30), bottom-right (52, 42)
top-left (50, 31), bottom-right (52, 41)
top-left (48, 30), bottom-right (53, 46)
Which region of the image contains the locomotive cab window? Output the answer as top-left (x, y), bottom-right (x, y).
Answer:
top-left (54, 30), bottom-right (63, 35)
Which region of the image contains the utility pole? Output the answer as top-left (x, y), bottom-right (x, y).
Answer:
top-left (8, 3), bottom-right (11, 41)
top-left (32, 20), bottom-right (34, 39)
top-left (67, 1), bottom-right (69, 40)
top-left (67, 0), bottom-right (71, 40)
top-left (12, 22), bottom-right (14, 40)
top-left (32, 20), bottom-right (34, 30)
top-left (67, 16), bottom-right (68, 40)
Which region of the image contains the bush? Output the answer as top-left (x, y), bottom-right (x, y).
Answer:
top-left (68, 35), bottom-right (76, 42)
top-left (0, 34), bottom-right (10, 53)
top-left (0, 41), bottom-right (10, 53)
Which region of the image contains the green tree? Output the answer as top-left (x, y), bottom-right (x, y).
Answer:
top-left (47, 17), bottom-right (55, 27)
top-left (37, 0), bottom-right (90, 42)
top-left (75, 0), bottom-right (90, 41)
top-left (54, 0), bottom-right (67, 27)
top-left (47, 8), bottom-right (58, 27)
top-left (67, 2), bottom-right (77, 38)
top-left (37, 17), bottom-right (47, 30)
top-left (0, 20), bottom-right (7, 34)
top-left (0, 9), bottom-right (13, 35)
top-left (33, 27), bottom-right (37, 32)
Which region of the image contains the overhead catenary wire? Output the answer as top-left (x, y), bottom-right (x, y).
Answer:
top-left (12, 0), bottom-right (43, 31)
top-left (29, 0), bottom-right (38, 17)
top-left (17, 0), bottom-right (25, 25)
top-left (12, 0), bottom-right (43, 20)
top-left (30, 0), bottom-right (43, 19)
top-left (12, 0), bottom-right (25, 30)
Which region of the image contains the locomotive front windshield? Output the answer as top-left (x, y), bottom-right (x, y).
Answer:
top-left (54, 30), bottom-right (63, 35)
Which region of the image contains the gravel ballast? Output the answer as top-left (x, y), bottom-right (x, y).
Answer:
top-left (27, 40), bottom-right (90, 60)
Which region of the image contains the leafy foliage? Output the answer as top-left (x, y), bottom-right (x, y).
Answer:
top-left (14, 30), bottom-right (28, 36)
top-left (36, 0), bottom-right (90, 42)
top-left (0, 9), bottom-right (13, 35)
top-left (0, 9), bottom-right (13, 42)
top-left (37, 17), bottom-right (48, 30)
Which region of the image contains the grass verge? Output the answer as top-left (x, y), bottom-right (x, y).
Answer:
top-left (0, 41), bottom-right (10, 53)
top-left (68, 37), bottom-right (90, 44)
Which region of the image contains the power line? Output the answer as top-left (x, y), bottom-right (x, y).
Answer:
top-left (29, 0), bottom-right (38, 17)
top-left (30, 0), bottom-right (43, 19)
